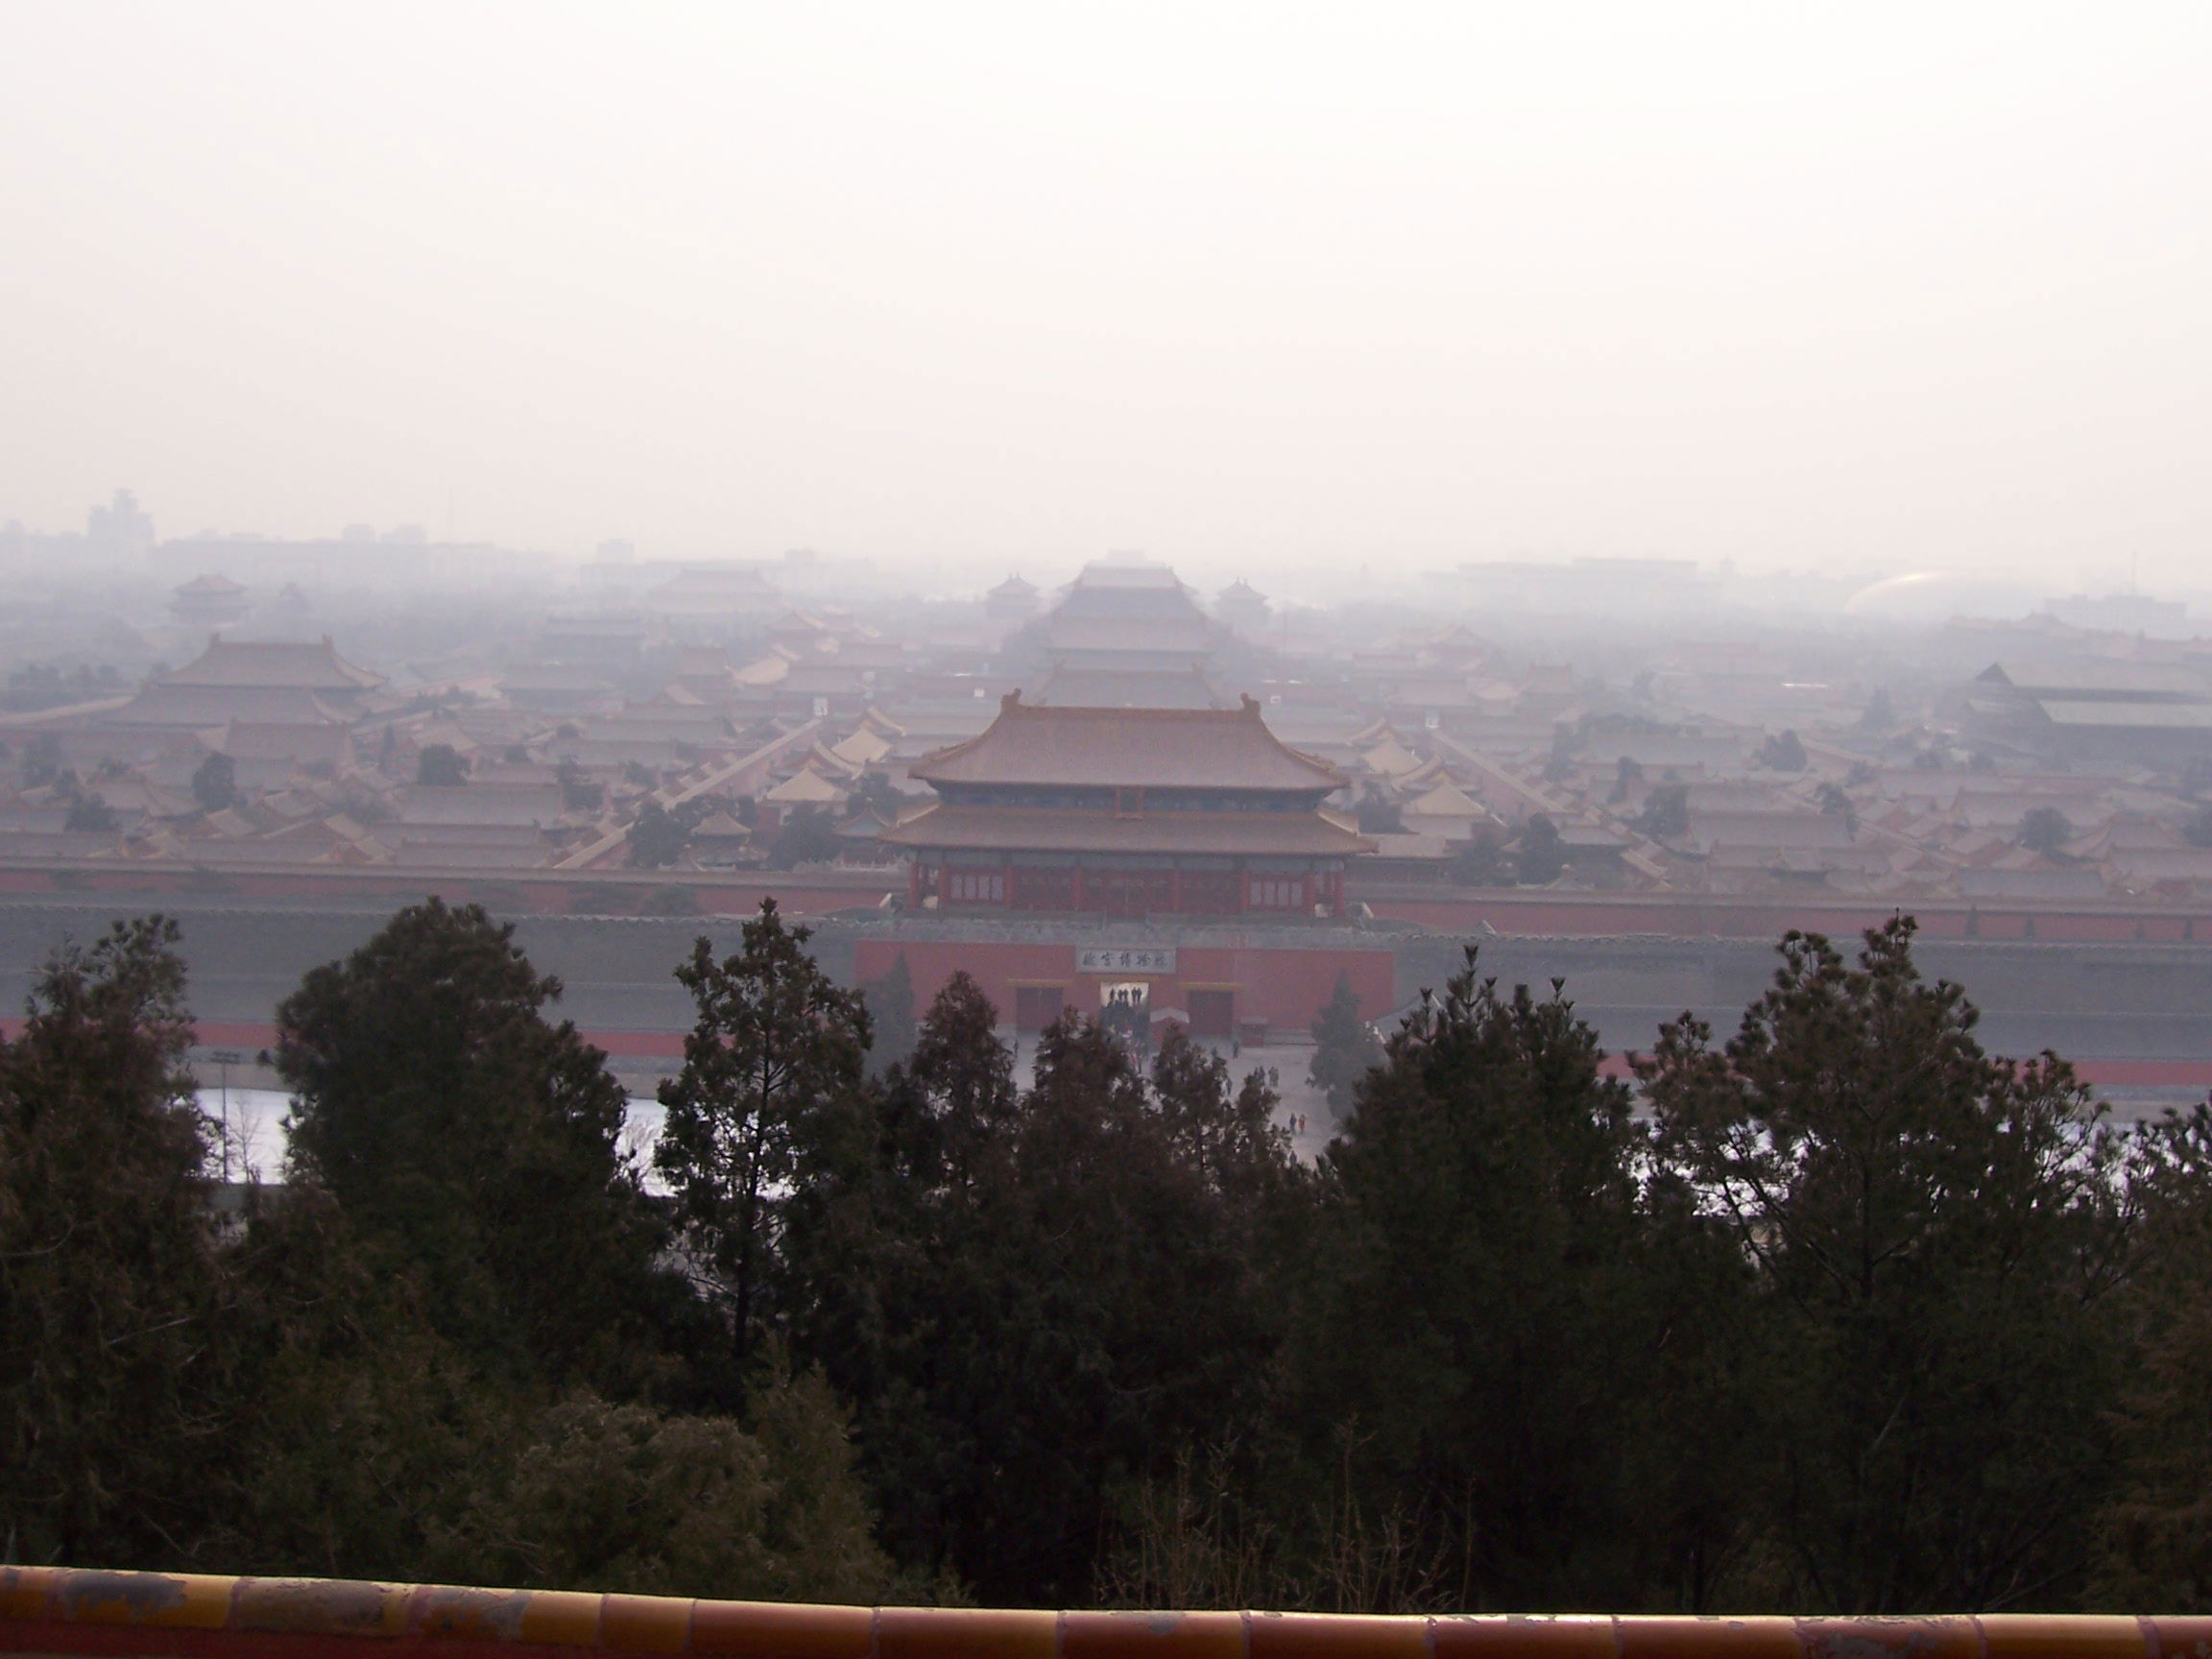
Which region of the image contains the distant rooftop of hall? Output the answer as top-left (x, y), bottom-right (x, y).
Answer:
top-left (159, 635), bottom-right (385, 692)
top-left (910, 691), bottom-right (1347, 792)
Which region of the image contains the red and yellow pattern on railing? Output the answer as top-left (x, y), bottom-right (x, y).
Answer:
top-left (2, 1568), bottom-right (2204, 1659)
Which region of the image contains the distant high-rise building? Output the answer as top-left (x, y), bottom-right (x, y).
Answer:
top-left (86, 489), bottom-right (155, 563)
top-left (2040, 592), bottom-right (2189, 635)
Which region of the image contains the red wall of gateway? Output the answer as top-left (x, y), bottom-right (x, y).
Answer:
top-left (854, 939), bottom-right (1395, 1040)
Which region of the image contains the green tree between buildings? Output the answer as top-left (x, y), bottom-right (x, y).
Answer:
top-left (1606, 755), bottom-right (1644, 805)
top-left (1756, 729), bottom-right (1808, 772)
top-left (416, 743), bottom-right (469, 786)
top-left (191, 751), bottom-right (239, 813)
top-left (768, 804), bottom-right (843, 869)
top-left (1308, 970), bottom-right (1382, 1118)
top-left (557, 757), bottom-right (604, 812)
top-left (1636, 782), bottom-right (1691, 842)
top-left (1355, 788), bottom-right (1407, 834)
top-left (629, 798), bottom-right (709, 868)
top-left (20, 732), bottom-right (64, 789)
top-left (63, 792), bottom-right (120, 832)
top-left (1517, 812), bottom-right (1566, 883)
top-left (1815, 781), bottom-right (1857, 835)
top-left (2020, 805), bottom-right (2075, 858)
top-left (1451, 827), bottom-right (1511, 887)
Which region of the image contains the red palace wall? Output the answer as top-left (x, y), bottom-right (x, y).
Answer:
top-left (854, 937), bottom-right (1395, 1039)
top-left (1358, 892), bottom-right (2212, 944)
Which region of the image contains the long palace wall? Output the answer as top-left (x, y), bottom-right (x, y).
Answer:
top-left (3, 891), bottom-right (2211, 1092)
top-left (2, 857), bottom-right (2209, 943)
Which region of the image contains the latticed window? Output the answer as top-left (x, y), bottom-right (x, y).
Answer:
top-left (1011, 867), bottom-right (1077, 909)
top-left (947, 870), bottom-right (1003, 902)
top-left (1249, 877), bottom-right (1308, 909)
top-left (1180, 870), bottom-right (1241, 913)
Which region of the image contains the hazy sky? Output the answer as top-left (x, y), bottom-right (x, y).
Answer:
top-left (5, 2), bottom-right (2208, 589)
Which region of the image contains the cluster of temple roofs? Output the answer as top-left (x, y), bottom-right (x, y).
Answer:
top-left (2, 552), bottom-right (2212, 909)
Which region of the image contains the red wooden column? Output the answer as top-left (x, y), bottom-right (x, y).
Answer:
top-left (908, 859), bottom-right (922, 906)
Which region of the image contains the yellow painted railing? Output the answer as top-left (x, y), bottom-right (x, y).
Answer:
top-left (0, 1568), bottom-right (2198, 1659)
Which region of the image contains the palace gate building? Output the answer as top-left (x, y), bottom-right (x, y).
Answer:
top-left (880, 692), bottom-right (1374, 922)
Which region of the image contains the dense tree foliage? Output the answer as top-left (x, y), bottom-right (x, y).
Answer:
top-left (1355, 790), bottom-right (1406, 834)
top-left (1450, 828), bottom-right (1510, 887)
top-left (783, 980), bottom-right (1303, 1604)
top-left (17, 902), bottom-right (2212, 1617)
top-left (415, 743), bottom-right (469, 786)
top-left (0, 919), bottom-right (225, 1567)
top-left (629, 799), bottom-right (714, 869)
top-left (767, 805), bottom-right (843, 869)
top-left (1637, 782), bottom-right (1692, 842)
top-left (1516, 813), bottom-right (1565, 882)
top-left (3, 906), bottom-right (893, 1594)
top-left (1641, 921), bottom-right (2129, 1611)
top-left (278, 900), bottom-right (672, 1392)
top-left (656, 899), bottom-right (871, 1369)
top-left (1298, 958), bottom-right (1671, 1608)
top-left (1756, 729), bottom-right (1809, 772)
top-left (2019, 805), bottom-right (2075, 858)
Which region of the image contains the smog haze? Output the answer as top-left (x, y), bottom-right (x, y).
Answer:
top-left (6, 1), bottom-right (2209, 591)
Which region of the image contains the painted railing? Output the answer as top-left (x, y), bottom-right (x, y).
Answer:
top-left (0, 1569), bottom-right (2200, 1659)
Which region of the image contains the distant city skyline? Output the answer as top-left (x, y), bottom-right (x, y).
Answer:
top-left (7, 483), bottom-right (2205, 628)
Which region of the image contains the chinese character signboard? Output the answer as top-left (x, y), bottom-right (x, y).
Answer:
top-left (1076, 947), bottom-right (1177, 974)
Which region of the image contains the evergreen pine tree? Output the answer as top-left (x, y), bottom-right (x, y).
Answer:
top-left (655, 898), bottom-right (870, 1371)
top-left (1308, 970), bottom-right (1382, 1118)
top-left (1641, 919), bottom-right (2129, 1612)
top-left (278, 898), bottom-right (668, 1391)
